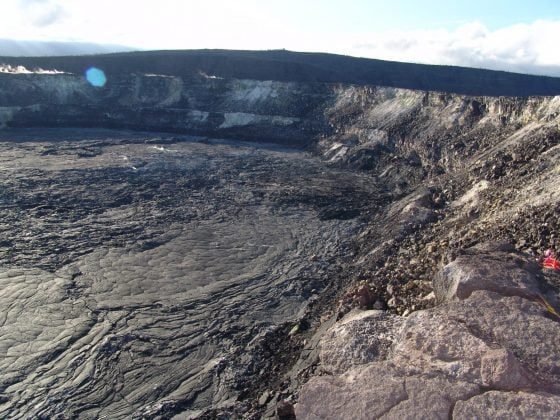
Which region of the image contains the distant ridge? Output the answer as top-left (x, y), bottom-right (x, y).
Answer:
top-left (0, 39), bottom-right (135, 57)
top-left (2, 49), bottom-right (560, 96)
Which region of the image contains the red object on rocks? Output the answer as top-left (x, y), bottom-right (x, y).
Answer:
top-left (543, 256), bottom-right (560, 270)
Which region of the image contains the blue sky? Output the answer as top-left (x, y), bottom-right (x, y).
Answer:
top-left (342, 0), bottom-right (560, 31)
top-left (264, 0), bottom-right (560, 32)
top-left (2, 0), bottom-right (560, 76)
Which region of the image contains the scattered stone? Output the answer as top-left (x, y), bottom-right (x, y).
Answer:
top-left (421, 291), bottom-right (435, 301)
top-left (276, 400), bottom-right (295, 419)
top-left (288, 325), bottom-right (300, 336)
top-left (372, 299), bottom-right (387, 310)
top-left (258, 391), bottom-right (271, 407)
top-left (355, 284), bottom-right (376, 308)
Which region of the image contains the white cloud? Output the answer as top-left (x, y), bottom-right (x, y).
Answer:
top-left (19, 0), bottom-right (50, 6)
top-left (341, 20), bottom-right (560, 77)
top-left (18, 0), bottom-right (66, 27)
top-left (0, 1), bottom-right (559, 77)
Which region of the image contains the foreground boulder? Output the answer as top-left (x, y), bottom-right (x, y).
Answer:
top-left (433, 242), bottom-right (541, 302)
top-left (453, 391), bottom-right (560, 419)
top-left (297, 363), bottom-right (479, 419)
top-left (296, 244), bottom-right (560, 419)
top-left (318, 310), bottom-right (403, 375)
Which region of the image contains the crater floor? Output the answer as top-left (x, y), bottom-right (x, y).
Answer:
top-left (0, 129), bottom-right (378, 418)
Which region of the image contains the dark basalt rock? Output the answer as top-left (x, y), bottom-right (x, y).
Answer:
top-left (0, 130), bottom-right (377, 418)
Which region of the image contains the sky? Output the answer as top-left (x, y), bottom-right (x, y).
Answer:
top-left (2, 0), bottom-right (560, 76)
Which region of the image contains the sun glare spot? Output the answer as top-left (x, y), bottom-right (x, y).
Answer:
top-left (85, 67), bottom-right (107, 87)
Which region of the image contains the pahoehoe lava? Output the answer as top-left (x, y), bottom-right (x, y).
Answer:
top-left (0, 129), bottom-right (374, 418)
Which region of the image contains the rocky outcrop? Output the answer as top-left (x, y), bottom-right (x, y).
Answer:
top-left (454, 391), bottom-right (560, 418)
top-left (318, 310), bottom-right (403, 375)
top-left (296, 244), bottom-right (560, 419)
top-left (432, 243), bottom-right (541, 302)
top-left (1, 62), bottom-right (560, 154)
top-left (297, 363), bottom-right (479, 419)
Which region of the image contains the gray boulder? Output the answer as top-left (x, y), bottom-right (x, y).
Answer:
top-left (480, 348), bottom-right (535, 390)
top-left (319, 310), bottom-right (403, 374)
top-left (295, 363), bottom-right (479, 420)
top-left (392, 290), bottom-right (554, 388)
top-left (433, 247), bottom-right (541, 303)
top-left (453, 391), bottom-right (560, 419)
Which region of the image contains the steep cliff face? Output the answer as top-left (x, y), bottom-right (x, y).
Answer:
top-left (292, 87), bottom-right (560, 420)
top-left (2, 70), bottom-right (560, 152)
top-left (0, 72), bottom-right (331, 145)
top-left (321, 86), bottom-right (560, 167)
top-left (314, 85), bottom-right (560, 315)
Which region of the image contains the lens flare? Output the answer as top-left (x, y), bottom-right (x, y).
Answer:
top-left (85, 67), bottom-right (107, 87)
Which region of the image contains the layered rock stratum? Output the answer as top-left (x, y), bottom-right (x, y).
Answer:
top-left (0, 51), bottom-right (559, 418)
